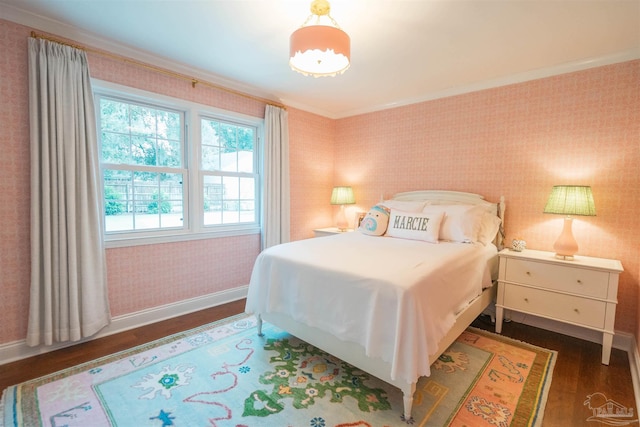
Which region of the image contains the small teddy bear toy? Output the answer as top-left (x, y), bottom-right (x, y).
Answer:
top-left (359, 205), bottom-right (390, 236)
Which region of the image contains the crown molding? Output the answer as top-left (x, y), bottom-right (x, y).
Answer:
top-left (0, 2), bottom-right (282, 107)
top-left (333, 49), bottom-right (640, 119)
top-left (2, 2), bottom-right (638, 120)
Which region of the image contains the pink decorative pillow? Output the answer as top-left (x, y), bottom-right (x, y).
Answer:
top-left (386, 209), bottom-right (444, 243)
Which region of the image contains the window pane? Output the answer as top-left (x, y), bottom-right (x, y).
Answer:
top-left (130, 104), bottom-right (156, 137)
top-left (100, 95), bottom-right (186, 235)
top-left (200, 116), bottom-right (257, 228)
top-left (158, 109), bottom-right (181, 141)
top-left (104, 169), bottom-right (133, 232)
top-left (131, 135), bottom-right (156, 166)
top-left (239, 177), bottom-right (256, 223)
top-left (158, 173), bottom-right (184, 228)
top-left (203, 175), bottom-right (223, 226)
top-left (132, 172), bottom-right (184, 230)
top-left (101, 98), bottom-right (183, 169)
top-left (100, 99), bottom-right (129, 133)
top-left (224, 176), bottom-right (239, 200)
top-left (221, 151), bottom-right (238, 172)
top-left (238, 150), bottom-right (253, 173)
top-left (133, 171), bottom-right (158, 230)
top-left (219, 123), bottom-right (238, 151)
top-left (203, 175), bottom-right (255, 225)
top-left (101, 132), bottom-right (131, 164)
top-left (200, 118), bottom-right (255, 173)
top-left (158, 139), bottom-right (181, 167)
top-left (201, 119), bottom-right (220, 146)
top-left (201, 145), bottom-right (221, 171)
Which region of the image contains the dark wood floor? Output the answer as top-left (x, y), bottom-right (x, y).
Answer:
top-left (0, 299), bottom-right (635, 426)
top-left (471, 315), bottom-right (635, 426)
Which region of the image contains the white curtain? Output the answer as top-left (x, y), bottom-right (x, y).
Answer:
top-left (27, 38), bottom-right (111, 346)
top-left (262, 105), bottom-right (290, 249)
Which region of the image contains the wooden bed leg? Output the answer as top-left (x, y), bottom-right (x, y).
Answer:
top-left (256, 314), bottom-right (264, 337)
top-left (401, 382), bottom-right (416, 423)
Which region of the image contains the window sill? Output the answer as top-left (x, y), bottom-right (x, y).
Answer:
top-left (104, 226), bottom-right (261, 248)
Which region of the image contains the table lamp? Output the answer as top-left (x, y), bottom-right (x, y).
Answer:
top-left (543, 185), bottom-right (596, 260)
top-left (330, 186), bottom-right (355, 231)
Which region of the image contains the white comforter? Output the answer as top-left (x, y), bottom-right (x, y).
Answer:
top-left (245, 232), bottom-right (497, 384)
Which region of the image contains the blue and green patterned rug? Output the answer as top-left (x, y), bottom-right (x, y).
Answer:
top-left (1, 314), bottom-right (555, 426)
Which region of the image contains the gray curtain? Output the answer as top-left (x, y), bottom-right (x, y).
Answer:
top-left (27, 38), bottom-right (111, 346)
top-left (262, 105), bottom-right (290, 249)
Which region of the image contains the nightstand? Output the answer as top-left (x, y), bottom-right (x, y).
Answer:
top-left (495, 248), bottom-right (623, 365)
top-left (313, 227), bottom-right (353, 237)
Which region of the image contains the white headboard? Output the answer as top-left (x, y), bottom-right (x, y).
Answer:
top-left (391, 190), bottom-right (506, 248)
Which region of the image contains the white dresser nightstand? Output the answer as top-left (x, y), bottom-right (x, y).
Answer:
top-left (495, 248), bottom-right (623, 365)
top-left (313, 227), bottom-right (354, 237)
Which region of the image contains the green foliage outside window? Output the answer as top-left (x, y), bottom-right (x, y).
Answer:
top-left (104, 186), bottom-right (125, 216)
top-left (147, 191), bottom-right (172, 214)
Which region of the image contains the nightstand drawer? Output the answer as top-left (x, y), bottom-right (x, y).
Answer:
top-left (503, 284), bottom-right (606, 329)
top-left (504, 258), bottom-right (609, 298)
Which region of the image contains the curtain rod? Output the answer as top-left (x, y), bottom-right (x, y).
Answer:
top-left (30, 31), bottom-right (286, 110)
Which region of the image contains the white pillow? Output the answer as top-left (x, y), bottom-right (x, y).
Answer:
top-left (380, 200), bottom-right (426, 212)
top-left (422, 204), bottom-right (486, 243)
top-left (478, 212), bottom-right (502, 246)
top-left (386, 209), bottom-right (444, 243)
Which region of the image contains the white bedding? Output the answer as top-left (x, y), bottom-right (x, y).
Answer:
top-left (245, 232), bottom-right (497, 384)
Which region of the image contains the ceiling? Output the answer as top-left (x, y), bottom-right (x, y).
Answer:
top-left (2, 0), bottom-right (639, 118)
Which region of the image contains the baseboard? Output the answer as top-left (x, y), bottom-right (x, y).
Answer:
top-left (0, 285), bottom-right (249, 365)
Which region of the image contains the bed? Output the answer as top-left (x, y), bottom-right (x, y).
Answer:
top-left (245, 190), bottom-right (505, 421)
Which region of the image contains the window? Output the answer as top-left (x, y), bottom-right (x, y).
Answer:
top-left (99, 96), bottom-right (186, 234)
top-left (201, 117), bottom-right (257, 226)
top-left (95, 82), bottom-right (262, 246)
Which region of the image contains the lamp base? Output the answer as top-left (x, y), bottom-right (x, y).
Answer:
top-left (335, 205), bottom-right (349, 231)
top-left (553, 217), bottom-right (579, 261)
top-left (554, 254), bottom-right (575, 261)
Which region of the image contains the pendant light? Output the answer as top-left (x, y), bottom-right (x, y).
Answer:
top-left (289, 0), bottom-right (351, 77)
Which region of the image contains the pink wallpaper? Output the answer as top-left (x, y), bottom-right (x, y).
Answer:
top-left (0, 17), bottom-right (637, 354)
top-left (0, 20), bottom-right (32, 345)
top-left (288, 108), bottom-right (337, 241)
top-left (335, 61), bottom-right (640, 334)
top-left (0, 20), bottom-right (263, 344)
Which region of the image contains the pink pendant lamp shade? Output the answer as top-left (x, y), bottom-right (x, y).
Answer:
top-left (289, 0), bottom-right (351, 78)
top-left (543, 185), bottom-right (596, 260)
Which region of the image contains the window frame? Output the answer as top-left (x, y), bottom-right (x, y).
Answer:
top-left (94, 80), bottom-right (263, 248)
top-left (199, 115), bottom-right (260, 229)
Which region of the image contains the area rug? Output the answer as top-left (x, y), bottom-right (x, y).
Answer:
top-left (1, 314), bottom-right (555, 427)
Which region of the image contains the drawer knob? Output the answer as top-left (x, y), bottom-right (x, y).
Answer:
top-left (574, 308), bottom-right (580, 314)
top-left (526, 271), bottom-right (531, 276)
top-left (577, 279), bottom-right (582, 284)
top-left (524, 298), bottom-right (529, 303)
